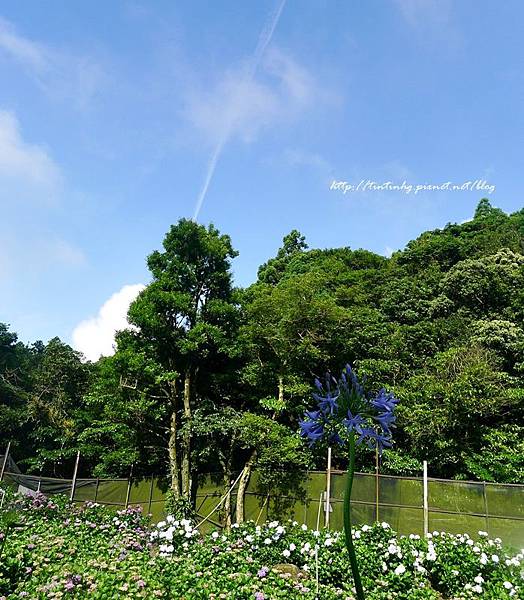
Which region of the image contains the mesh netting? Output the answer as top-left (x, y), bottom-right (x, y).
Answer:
top-left (2, 468), bottom-right (523, 547)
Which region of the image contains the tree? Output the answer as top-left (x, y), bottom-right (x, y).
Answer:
top-left (233, 413), bottom-right (308, 524)
top-left (257, 229), bottom-right (308, 284)
top-left (26, 338), bottom-right (90, 474)
top-left (124, 219), bottom-right (240, 504)
top-left (0, 324), bottom-right (34, 460)
top-left (77, 351), bottom-right (169, 477)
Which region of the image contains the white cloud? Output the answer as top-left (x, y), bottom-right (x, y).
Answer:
top-left (0, 110), bottom-right (63, 202)
top-left (0, 16), bottom-right (105, 110)
top-left (392, 0), bottom-right (460, 48)
top-left (284, 149), bottom-right (333, 172)
top-left (0, 16), bottom-right (47, 72)
top-left (384, 246), bottom-right (395, 258)
top-left (43, 238), bottom-right (87, 267)
top-left (393, 0), bottom-right (451, 28)
top-left (185, 47), bottom-right (334, 146)
top-left (282, 148), bottom-right (334, 186)
top-left (72, 284), bottom-right (145, 362)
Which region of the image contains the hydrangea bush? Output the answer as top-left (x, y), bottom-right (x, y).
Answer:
top-left (1, 485), bottom-right (523, 599)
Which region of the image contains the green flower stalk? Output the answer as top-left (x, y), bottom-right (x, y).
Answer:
top-left (299, 365), bottom-right (399, 600)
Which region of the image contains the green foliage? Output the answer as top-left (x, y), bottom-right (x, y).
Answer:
top-left (2, 496), bottom-right (522, 598)
top-left (164, 491), bottom-right (196, 522)
top-left (465, 425), bottom-right (524, 483)
top-left (3, 199), bottom-right (524, 486)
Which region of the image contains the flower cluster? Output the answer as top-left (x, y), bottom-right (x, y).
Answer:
top-left (1, 487), bottom-right (523, 599)
top-left (150, 515), bottom-right (200, 555)
top-left (300, 364), bottom-right (398, 453)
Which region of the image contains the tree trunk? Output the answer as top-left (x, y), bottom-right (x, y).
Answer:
top-left (278, 374), bottom-right (285, 406)
top-left (219, 456), bottom-right (232, 532)
top-left (181, 371), bottom-right (192, 499)
top-left (168, 385), bottom-right (180, 499)
top-left (235, 450), bottom-right (257, 524)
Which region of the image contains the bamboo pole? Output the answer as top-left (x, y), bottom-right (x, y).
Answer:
top-left (316, 491), bottom-right (323, 531)
top-left (0, 441), bottom-right (11, 482)
top-left (483, 481), bottom-right (489, 536)
top-left (69, 451), bottom-right (80, 502)
top-left (147, 476), bottom-right (154, 515)
top-left (375, 446), bottom-right (379, 522)
top-left (325, 447), bottom-right (332, 528)
top-left (124, 464), bottom-right (134, 508)
top-left (255, 495), bottom-right (269, 525)
top-left (423, 460), bottom-right (429, 537)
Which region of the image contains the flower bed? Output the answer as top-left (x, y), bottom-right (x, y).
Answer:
top-left (0, 488), bottom-right (522, 599)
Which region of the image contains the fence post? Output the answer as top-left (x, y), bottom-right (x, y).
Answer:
top-left (423, 460), bottom-right (429, 537)
top-left (70, 451), bottom-right (81, 502)
top-left (325, 447), bottom-right (332, 528)
top-left (0, 441), bottom-right (11, 483)
top-left (125, 464), bottom-right (134, 509)
top-left (482, 481), bottom-right (489, 536)
top-left (375, 446), bottom-right (380, 522)
top-left (94, 478), bottom-right (100, 503)
top-left (147, 476), bottom-right (154, 515)
top-left (316, 491), bottom-right (323, 531)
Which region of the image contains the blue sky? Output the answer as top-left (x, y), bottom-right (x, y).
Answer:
top-left (1, 0), bottom-right (523, 359)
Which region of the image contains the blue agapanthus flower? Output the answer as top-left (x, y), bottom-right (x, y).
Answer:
top-left (299, 364), bottom-right (398, 454)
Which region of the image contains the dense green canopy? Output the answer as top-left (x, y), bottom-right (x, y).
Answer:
top-left (2, 200), bottom-right (523, 497)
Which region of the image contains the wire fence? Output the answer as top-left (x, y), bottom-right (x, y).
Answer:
top-left (2, 465), bottom-right (523, 548)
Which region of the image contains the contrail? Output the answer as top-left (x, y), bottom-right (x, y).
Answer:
top-left (192, 0), bottom-right (287, 221)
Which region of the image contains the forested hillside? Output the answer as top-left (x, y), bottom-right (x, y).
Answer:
top-left (2, 199), bottom-right (523, 499)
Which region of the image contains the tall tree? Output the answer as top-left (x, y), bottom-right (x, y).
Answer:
top-left (124, 218), bottom-right (239, 503)
top-left (27, 338), bottom-right (90, 473)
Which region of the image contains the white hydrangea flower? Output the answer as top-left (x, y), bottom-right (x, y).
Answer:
top-left (394, 564), bottom-right (406, 575)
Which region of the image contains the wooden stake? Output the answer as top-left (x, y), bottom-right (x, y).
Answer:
top-left (70, 451), bottom-right (80, 502)
top-left (147, 476), bottom-right (154, 515)
top-left (325, 447), bottom-right (332, 528)
top-left (125, 464), bottom-right (134, 508)
top-left (0, 441), bottom-right (11, 482)
top-left (423, 460), bottom-right (428, 537)
top-left (94, 478), bottom-right (100, 503)
top-left (375, 446), bottom-right (379, 522)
